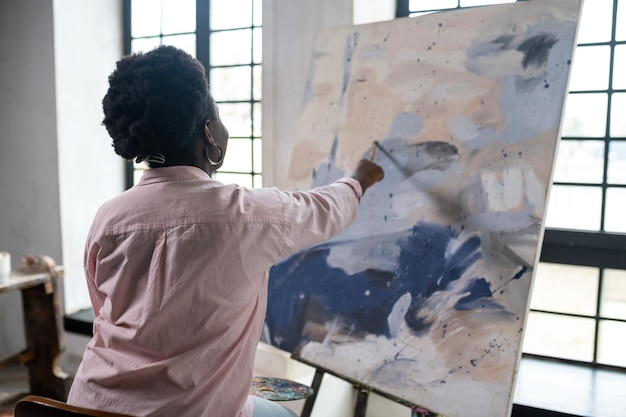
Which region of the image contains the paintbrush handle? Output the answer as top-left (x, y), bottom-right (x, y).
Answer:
top-left (369, 141), bottom-right (377, 161)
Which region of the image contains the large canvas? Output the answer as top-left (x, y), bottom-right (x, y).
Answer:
top-left (263, 1), bottom-right (583, 416)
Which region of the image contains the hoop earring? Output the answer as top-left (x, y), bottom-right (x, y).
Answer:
top-left (205, 143), bottom-right (224, 166)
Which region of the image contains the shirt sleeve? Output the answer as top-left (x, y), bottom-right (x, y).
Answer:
top-left (276, 177), bottom-right (363, 258)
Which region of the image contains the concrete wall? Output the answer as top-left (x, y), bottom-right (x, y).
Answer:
top-left (0, 0), bottom-right (61, 357)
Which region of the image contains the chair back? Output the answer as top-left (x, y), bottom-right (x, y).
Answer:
top-left (14, 396), bottom-right (134, 417)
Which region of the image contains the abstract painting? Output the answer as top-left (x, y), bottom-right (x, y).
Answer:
top-left (263, 1), bottom-right (583, 416)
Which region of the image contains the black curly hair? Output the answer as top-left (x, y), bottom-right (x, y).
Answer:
top-left (102, 45), bottom-right (216, 161)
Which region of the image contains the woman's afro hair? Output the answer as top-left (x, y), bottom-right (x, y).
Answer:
top-left (102, 45), bottom-right (215, 160)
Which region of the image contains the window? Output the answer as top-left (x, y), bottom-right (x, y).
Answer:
top-left (125, 0), bottom-right (262, 188)
top-left (397, 0), bottom-right (626, 368)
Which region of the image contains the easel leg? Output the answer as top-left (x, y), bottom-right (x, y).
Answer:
top-left (301, 368), bottom-right (324, 417)
top-left (354, 388), bottom-right (369, 417)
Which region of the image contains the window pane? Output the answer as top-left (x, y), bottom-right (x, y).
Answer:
top-left (161, 0), bottom-right (195, 35)
top-left (131, 0), bottom-right (161, 37)
top-left (611, 93), bottom-right (626, 137)
top-left (253, 138), bottom-right (262, 173)
top-left (568, 46), bottom-right (610, 91)
top-left (162, 34), bottom-right (196, 57)
top-left (601, 269), bottom-right (626, 320)
top-left (561, 93), bottom-right (607, 138)
top-left (252, 174), bottom-right (262, 188)
top-left (522, 312), bottom-right (595, 362)
top-left (614, 45), bottom-right (626, 90)
top-left (211, 29), bottom-right (252, 66)
top-left (253, 102), bottom-right (262, 137)
top-left (608, 141), bottom-right (626, 184)
top-left (132, 37), bottom-right (161, 54)
top-left (577, 0), bottom-right (614, 44)
top-left (617, 0), bottom-right (626, 41)
top-left (552, 140), bottom-right (604, 184)
top-left (253, 0), bottom-right (262, 26)
top-left (219, 102), bottom-right (252, 137)
top-left (133, 168), bottom-right (145, 185)
top-left (213, 172), bottom-right (253, 188)
top-left (211, 0), bottom-right (253, 30)
top-left (460, 0), bottom-right (515, 6)
top-left (604, 187), bottom-right (626, 233)
top-left (597, 320), bottom-right (626, 367)
top-left (409, 0), bottom-right (457, 11)
top-left (530, 263), bottom-right (599, 316)
top-left (221, 138), bottom-right (252, 172)
top-left (545, 185), bottom-right (602, 231)
top-left (210, 66), bottom-right (252, 102)
top-left (253, 28), bottom-right (262, 64)
top-left (253, 66), bottom-right (262, 100)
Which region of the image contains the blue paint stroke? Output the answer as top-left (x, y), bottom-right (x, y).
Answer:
top-left (454, 278), bottom-right (508, 311)
top-left (493, 266), bottom-right (530, 295)
top-left (301, 61), bottom-right (315, 110)
top-left (340, 32), bottom-right (359, 102)
top-left (311, 135), bottom-right (345, 183)
top-left (512, 265), bottom-right (527, 280)
top-left (265, 222), bottom-right (488, 352)
top-left (385, 112), bottom-right (424, 140)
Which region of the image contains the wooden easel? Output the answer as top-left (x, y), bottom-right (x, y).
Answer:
top-left (294, 356), bottom-right (436, 417)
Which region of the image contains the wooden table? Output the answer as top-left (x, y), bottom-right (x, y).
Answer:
top-left (0, 268), bottom-right (70, 401)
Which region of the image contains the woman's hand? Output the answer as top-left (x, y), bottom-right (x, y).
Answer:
top-left (351, 159), bottom-right (385, 194)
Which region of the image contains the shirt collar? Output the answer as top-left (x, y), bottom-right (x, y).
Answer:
top-left (137, 165), bottom-right (211, 186)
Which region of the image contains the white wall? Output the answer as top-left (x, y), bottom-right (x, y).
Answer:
top-left (53, 0), bottom-right (125, 314)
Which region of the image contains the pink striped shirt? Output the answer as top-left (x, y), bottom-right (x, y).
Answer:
top-left (67, 165), bottom-right (362, 417)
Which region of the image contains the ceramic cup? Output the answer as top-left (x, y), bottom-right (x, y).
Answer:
top-left (0, 251), bottom-right (11, 282)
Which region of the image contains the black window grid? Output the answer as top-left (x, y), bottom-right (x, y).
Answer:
top-left (123, 0), bottom-right (262, 189)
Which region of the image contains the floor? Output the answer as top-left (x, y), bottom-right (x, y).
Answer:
top-left (0, 365), bottom-right (28, 417)
top-left (3, 348), bottom-right (625, 417)
top-left (0, 344), bottom-right (82, 417)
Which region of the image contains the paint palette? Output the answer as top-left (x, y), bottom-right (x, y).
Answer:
top-left (249, 376), bottom-right (314, 401)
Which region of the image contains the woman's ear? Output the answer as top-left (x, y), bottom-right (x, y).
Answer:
top-left (204, 120), bottom-right (215, 144)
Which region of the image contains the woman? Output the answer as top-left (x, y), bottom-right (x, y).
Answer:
top-left (67, 45), bottom-right (384, 417)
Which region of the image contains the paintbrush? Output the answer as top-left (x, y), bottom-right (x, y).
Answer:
top-left (369, 141), bottom-right (377, 161)
top-left (371, 140), bottom-right (413, 177)
top-left (371, 140), bottom-right (464, 217)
